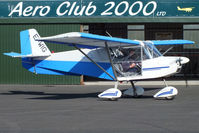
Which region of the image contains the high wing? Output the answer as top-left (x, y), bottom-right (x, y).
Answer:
top-left (37, 32), bottom-right (141, 48)
top-left (37, 32), bottom-right (194, 48)
top-left (151, 40), bottom-right (194, 45)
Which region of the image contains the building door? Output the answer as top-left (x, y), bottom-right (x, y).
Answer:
top-left (183, 25), bottom-right (199, 78)
top-left (145, 23), bottom-right (183, 55)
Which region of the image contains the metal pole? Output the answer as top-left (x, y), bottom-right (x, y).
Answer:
top-left (163, 78), bottom-right (168, 87)
top-left (105, 42), bottom-right (117, 80)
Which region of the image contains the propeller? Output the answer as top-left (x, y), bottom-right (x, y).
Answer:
top-left (176, 57), bottom-right (190, 66)
top-left (176, 57), bottom-right (182, 66)
top-left (176, 57), bottom-right (189, 87)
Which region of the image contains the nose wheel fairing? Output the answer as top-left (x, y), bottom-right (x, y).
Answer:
top-left (153, 86), bottom-right (178, 100)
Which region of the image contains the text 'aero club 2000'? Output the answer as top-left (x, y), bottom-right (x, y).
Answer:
top-left (4, 29), bottom-right (194, 100)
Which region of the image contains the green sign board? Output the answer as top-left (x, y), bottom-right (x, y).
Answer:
top-left (0, 0), bottom-right (199, 18)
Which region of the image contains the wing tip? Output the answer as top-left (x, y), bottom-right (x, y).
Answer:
top-left (152, 39), bottom-right (195, 45)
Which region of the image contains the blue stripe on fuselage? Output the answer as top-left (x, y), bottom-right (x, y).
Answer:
top-left (143, 66), bottom-right (169, 71)
top-left (22, 59), bottom-right (115, 80)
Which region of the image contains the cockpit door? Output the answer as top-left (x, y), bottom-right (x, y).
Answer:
top-left (111, 46), bottom-right (142, 78)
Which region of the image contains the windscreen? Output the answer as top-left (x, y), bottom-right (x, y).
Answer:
top-left (143, 41), bottom-right (162, 59)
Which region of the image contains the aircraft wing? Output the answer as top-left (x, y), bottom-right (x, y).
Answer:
top-left (151, 40), bottom-right (194, 45)
top-left (37, 32), bottom-right (140, 49)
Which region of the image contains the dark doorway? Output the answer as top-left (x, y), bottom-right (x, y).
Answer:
top-left (145, 23), bottom-right (197, 79)
top-left (89, 23), bottom-right (127, 38)
top-left (145, 23), bottom-right (183, 53)
top-left (83, 23), bottom-right (198, 81)
top-left (145, 23), bottom-right (183, 40)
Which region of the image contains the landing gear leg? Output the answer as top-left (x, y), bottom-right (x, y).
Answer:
top-left (163, 78), bottom-right (168, 87)
top-left (130, 81), bottom-right (138, 97)
top-left (123, 81), bottom-right (144, 97)
top-left (114, 81), bottom-right (119, 89)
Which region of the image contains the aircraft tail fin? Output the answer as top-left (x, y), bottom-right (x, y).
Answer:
top-left (4, 29), bottom-right (51, 58)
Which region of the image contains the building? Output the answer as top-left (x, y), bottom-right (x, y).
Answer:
top-left (0, 0), bottom-right (199, 84)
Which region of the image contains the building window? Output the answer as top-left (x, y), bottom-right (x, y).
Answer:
top-left (184, 24), bottom-right (199, 49)
top-left (128, 25), bottom-right (144, 40)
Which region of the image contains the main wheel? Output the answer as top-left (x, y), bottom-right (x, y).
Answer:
top-left (109, 98), bottom-right (118, 101)
top-left (165, 96), bottom-right (175, 100)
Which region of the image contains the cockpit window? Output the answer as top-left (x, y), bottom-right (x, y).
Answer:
top-left (111, 46), bottom-right (141, 62)
top-left (143, 41), bottom-right (162, 59)
top-left (110, 46), bottom-right (142, 77)
top-left (109, 42), bottom-right (162, 78)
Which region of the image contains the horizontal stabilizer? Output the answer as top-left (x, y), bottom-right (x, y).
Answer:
top-left (4, 52), bottom-right (50, 58)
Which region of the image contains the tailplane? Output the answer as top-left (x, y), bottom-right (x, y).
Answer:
top-left (4, 29), bottom-right (51, 57)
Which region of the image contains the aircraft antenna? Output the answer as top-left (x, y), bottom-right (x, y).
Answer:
top-left (106, 31), bottom-right (112, 37)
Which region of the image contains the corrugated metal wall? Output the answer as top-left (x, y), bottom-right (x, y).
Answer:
top-left (0, 24), bottom-right (81, 84)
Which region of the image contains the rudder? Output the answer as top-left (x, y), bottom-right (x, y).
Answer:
top-left (20, 29), bottom-right (51, 57)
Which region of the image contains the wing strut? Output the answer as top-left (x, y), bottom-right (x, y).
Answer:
top-left (105, 42), bottom-right (117, 80)
top-left (73, 44), bottom-right (116, 81)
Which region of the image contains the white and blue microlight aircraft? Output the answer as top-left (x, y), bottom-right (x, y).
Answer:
top-left (4, 29), bottom-right (194, 100)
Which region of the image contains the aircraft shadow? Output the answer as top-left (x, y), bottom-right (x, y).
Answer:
top-left (122, 95), bottom-right (154, 99)
top-left (1, 91), bottom-right (99, 100)
top-left (142, 87), bottom-right (161, 91)
top-left (0, 87), bottom-right (159, 100)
